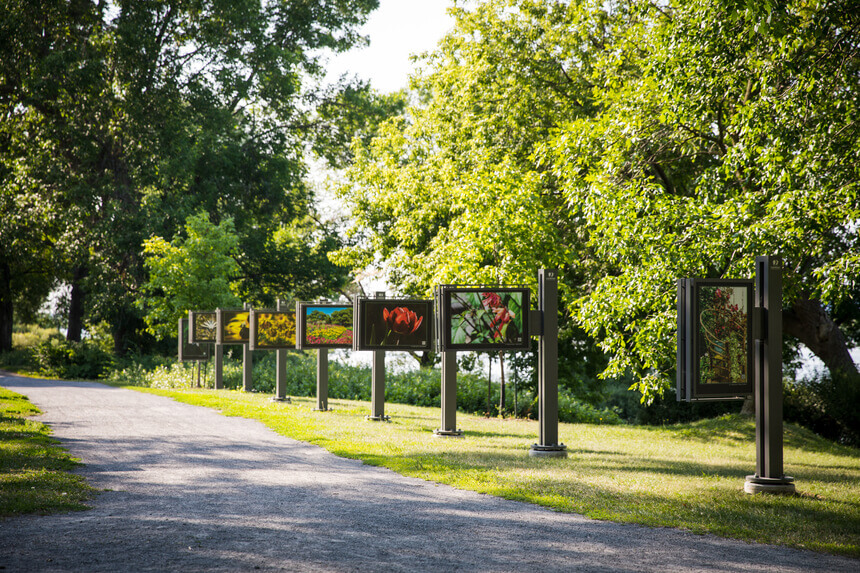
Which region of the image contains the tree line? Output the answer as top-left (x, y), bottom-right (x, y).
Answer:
top-left (332, 0), bottom-right (860, 402)
top-left (0, 0), bottom-right (402, 353)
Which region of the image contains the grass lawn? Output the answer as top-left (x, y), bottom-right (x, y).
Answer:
top-left (0, 388), bottom-right (96, 517)
top-left (127, 386), bottom-right (860, 558)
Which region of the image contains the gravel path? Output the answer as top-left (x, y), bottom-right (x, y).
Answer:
top-left (0, 374), bottom-right (856, 572)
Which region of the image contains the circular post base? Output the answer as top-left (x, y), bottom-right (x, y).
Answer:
top-left (313, 407), bottom-right (329, 412)
top-left (365, 415), bottom-right (391, 422)
top-left (744, 475), bottom-right (796, 495)
top-left (433, 428), bottom-right (464, 438)
top-left (270, 397), bottom-right (292, 403)
top-left (529, 444), bottom-right (568, 458)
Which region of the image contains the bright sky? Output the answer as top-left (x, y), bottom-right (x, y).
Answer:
top-left (326, 0), bottom-right (456, 93)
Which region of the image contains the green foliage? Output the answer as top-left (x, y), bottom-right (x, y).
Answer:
top-left (33, 338), bottom-right (113, 381)
top-left (140, 212), bottom-right (242, 339)
top-left (0, 0), bottom-right (378, 352)
top-left (784, 373), bottom-right (860, 447)
top-left (0, 388), bottom-right (95, 516)
top-left (336, 0), bottom-right (860, 404)
top-left (544, 0), bottom-right (860, 399)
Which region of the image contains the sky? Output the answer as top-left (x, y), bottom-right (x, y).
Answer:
top-left (325, 0), bottom-right (456, 94)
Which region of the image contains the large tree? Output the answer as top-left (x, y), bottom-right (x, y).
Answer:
top-left (334, 0), bottom-right (859, 401)
top-left (332, 0), bottom-right (611, 388)
top-left (1, 0), bottom-right (378, 352)
top-left (547, 0), bottom-right (859, 398)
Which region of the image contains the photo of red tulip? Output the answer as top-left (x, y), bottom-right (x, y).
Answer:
top-left (356, 299), bottom-right (432, 350)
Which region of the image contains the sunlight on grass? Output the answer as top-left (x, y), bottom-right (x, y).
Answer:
top-left (134, 387), bottom-right (859, 557)
top-left (0, 388), bottom-right (96, 517)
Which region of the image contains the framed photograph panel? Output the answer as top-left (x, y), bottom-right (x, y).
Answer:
top-left (437, 286), bottom-right (530, 352)
top-left (216, 309), bottom-right (250, 345)
top-left (249, 309), bottom-right (296, 350)
top-left (678, 279), bottom-right (754, 401)
top-left (295, 302), bottom-right (354, 349)
top-left (178, 318), bottom-right (210, 361)
top-left (188, 310), bottom-right (217, 344)
top-left (354, 299), bottom-right (433, 351)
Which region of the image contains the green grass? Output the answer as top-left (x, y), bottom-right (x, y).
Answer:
top-left (125, 386), bottom-right (860, 558)
top-left (0, 388), bottom-right (97, 517)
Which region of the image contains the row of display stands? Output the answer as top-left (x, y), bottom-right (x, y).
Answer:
top-left (179, 270), bottom-right (567, 457)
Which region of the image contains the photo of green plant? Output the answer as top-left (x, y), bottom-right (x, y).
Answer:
top-left (697, 286), bottom-right (749, 385)
top-left (303, 305), bottom-right (353, 347)
top-left (191, 311), bottom-right (217, 342)
top-left (221, 311), bottom-right (250, 343)
top-left (254, 312), bottom-right (296, 348)
top-left (359, 300), bottom-right (431, 350)
top-left (449, 290), bottom-right (524, 347)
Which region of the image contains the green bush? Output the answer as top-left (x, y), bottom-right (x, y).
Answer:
top-left (34, 338), bottom-right (113, 380)
top-left (784, 372), bottom-right (860, 447)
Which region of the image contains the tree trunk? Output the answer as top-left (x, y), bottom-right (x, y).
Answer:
top-left (66, 266), bottom-right (87, 342)
top-left (783, 295), bottom-right (859, 380)
top-left (0, 261), bottom-right (13, 352)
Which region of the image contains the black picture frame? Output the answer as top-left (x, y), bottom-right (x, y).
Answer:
top-left (678, 279), bottom-right (754, 401)
top-left (353, 298), bottom-right (433, 351)
top-left (248, 309), bottom-right (296, 350)
top-left (178, 318), bottom-right (210, 361)
top-left (188, 310), bottom-right (217, 344)
top-left (216, 309), bottom-right (250, 345)
top-left (436, 286), bottom-right (531, 352)
top-left (295, 302), bottom-right (354, 349)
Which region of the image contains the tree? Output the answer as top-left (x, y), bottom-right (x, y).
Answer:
top-left (330, 0), bottom-right (622, 388)
top-left (545, 0), bottom-right (860, 399)
top-left (335, 0), bottom-right (859, 402)
top-left (140, 212), bottom-right (242, 340)
top-left (1, 0), bottom-right (378, 352)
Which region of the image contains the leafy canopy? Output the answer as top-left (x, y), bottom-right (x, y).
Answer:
top-left (141, 213), bottom-right (242, 340)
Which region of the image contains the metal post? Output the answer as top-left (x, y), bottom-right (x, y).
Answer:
top-left (273, 299), bottom-right (290, 402)
top-left (530, 269), bottom-right (567, 457)
top-left (214, 343), bottom-right (223, 390)
top-left (314, 349), bottom-right (329, 411)
top-left (745, 256), bottom-right (795, 494)
top-left (367, 291), bottom-right (390, 421)
top-left (434, 351), bottom-right (463, 437)
top-left (242, 303), bottom-right (253, 392)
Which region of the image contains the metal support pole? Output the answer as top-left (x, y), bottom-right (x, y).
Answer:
top-left (242, 303), bottom-right (253, 392)
top-left (273, 299), bottom-right (290, 402)
top-left (314, 349), bottom-right (329, 411)
top-left (530, 268), bottom-right (567, 457)
top-left (367, 291), bottom-right (390, 421)
top-left (434, 351), bottom-right (463, 437)
top-left (214, 343), bottom-right (223, 390)
top-left (746, 256), bottom-right (794, 493)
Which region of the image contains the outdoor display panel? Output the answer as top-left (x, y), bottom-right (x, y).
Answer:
top-left (677, 279), bottom-right (754, 401)
top-left (436, 286), bottom-right (531, 352)
top-left (188, 310), bottom-right (217, 344)
top-left (248, 309), bottom-right (296, 350)
top-left (295, 302), bottom-right (354, 349)
top-left (353, 298), bottom-right (433, 351)
top-left (178, 318), bottom-right (210, 361)
top-left (216, 309), bottom-right (250, 344)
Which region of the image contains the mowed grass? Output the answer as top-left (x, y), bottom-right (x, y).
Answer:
top-left (130, 386), bottom-right (860, 557)
top-left (0, 388), bottom-right (96, 517)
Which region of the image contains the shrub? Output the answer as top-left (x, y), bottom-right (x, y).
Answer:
top-left (34, 338), bottom-right (113, 380)
top-left (784, 372), bottom-right (860, 447)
